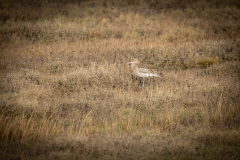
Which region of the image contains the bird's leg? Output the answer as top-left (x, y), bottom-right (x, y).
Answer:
top-left (142, 77), bottom-right (145, 87)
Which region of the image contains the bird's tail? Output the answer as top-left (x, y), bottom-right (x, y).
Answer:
top-left (154, 72), bottom-right (163, 77)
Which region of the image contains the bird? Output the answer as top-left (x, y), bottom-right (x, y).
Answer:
top-left (126, 59), bottom-right (160, 87)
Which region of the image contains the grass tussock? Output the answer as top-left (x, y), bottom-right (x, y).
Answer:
top-left (0, 0), bottom-right (240, 159)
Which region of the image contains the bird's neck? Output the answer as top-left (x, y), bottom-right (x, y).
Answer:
top-left (131, 64), bottom-right (137, 70)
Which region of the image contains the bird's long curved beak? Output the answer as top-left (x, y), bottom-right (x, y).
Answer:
top-left (120, 62), bottom-right (132, 68)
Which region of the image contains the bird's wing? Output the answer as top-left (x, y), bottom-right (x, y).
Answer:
top-left (137, 64), bottom-right (159, 77)
top-left (138, 63), bottom-right (155, 72)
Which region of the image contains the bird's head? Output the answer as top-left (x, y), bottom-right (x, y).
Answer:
top-left (126, 59), bottom-right (139, 65)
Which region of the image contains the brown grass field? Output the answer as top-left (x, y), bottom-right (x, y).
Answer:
top-left (0, 0), bottom-right (240, 159)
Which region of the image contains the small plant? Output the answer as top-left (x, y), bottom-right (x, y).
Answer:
top-left (197, 58), bottom-right (216, 67)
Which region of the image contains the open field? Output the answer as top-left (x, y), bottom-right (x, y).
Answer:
top-left (0, 0), bottom-right (240, 159)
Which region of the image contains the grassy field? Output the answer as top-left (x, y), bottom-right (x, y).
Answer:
top-left (0, 0), bottom-right (240, 159)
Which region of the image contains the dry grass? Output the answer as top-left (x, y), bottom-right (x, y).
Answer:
top-left (0, 0), bottom-right (240, 159)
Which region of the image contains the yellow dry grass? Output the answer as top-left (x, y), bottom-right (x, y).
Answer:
top-left (0, 0), bottom-right (240, 159)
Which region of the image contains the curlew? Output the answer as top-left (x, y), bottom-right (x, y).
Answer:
top-left (127, 59), bottom-right (160, 87)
